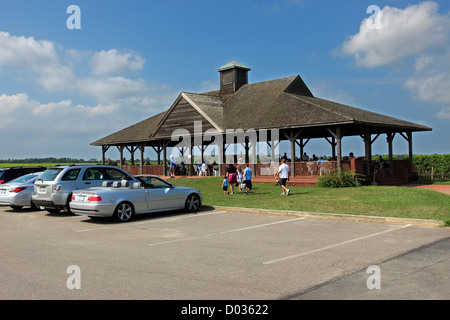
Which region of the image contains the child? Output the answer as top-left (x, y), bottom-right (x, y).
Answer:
top-left (236, 166), bottom-right (243, 191)
top-left (222, 175), bottom-right (229, 195)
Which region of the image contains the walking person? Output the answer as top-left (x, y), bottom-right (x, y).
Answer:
top-left (275, 158), bottom-right (290, 196)
top-left (222, 175), bottom-right (229, 195)
top-left (226, 164), bottom-right (237, 195)
top-left (242, 163), bottom-right (252, 195)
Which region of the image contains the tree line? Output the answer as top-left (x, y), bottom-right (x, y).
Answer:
top-left (0, 157), bottom-right (99, 164)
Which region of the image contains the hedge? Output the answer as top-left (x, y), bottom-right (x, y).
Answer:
top-left (372, 154), bottom-right (450, 173)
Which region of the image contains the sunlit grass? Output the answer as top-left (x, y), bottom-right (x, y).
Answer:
top-left (171, 177), bottom-right (450, 224)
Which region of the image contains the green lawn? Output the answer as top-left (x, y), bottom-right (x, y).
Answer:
top-left (171, 177), bottom-right (450, 225)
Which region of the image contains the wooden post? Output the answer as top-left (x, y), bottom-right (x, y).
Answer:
top-left (251, 139), bottom-right (257, 176)
top-left (162, 142), bottom-right (167, 177)
top-left (290, 138), bottom-right (295, 177)
top-left (327, 126), bottom-right (342, 172)
top-left (360, 126), bottom-right (372, 176)
top-left (190, 137), bottom-right (194, 176)
top-left (218, 135), bottom-right (224, 177)
top-left (101, 145), bottom-right (110, 165)
top-left (387, 133), bottom-right (394, 174)
top-left (118, 146), bottom-right (124, 168)
top-left (283, 129), bottom-right (301, 177)
top-left (336, 126), bottom-right (342, 172)
top-left (407, 131), bottom-right (413, 173)
top-left (139, 143), bottom-right (146, 175)
top-left (299, 138), bottom-right (304, 160)
top-left (331, 136), bottom-right (336, 159)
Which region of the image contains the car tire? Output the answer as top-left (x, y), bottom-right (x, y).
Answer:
top-left (185, 193), bottom-right (200, 212)
top-left (113, 202), bottom-right (135, 222)
top-left (10, 206), bottom-right (23, 211)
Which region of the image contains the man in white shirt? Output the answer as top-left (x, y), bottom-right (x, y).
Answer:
top-left (275, 158), bottom-right (290, 196)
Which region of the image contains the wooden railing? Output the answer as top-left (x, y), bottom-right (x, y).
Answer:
top-left (120, 159), bottom-right (412, 186)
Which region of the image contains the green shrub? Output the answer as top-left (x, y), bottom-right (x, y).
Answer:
top-left (316, 170), bottom-right (361, 188)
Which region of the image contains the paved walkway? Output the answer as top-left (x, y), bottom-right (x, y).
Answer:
top-left (407, 184), bottom-right (450, 195)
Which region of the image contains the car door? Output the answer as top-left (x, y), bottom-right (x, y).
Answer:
top-left (79, 167), bottom-right (105, 189)
top-left (142, 177), bottom-right (178, 211)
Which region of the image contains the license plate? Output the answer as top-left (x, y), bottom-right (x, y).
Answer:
top-left (0, 189), bottom-right (5, 194)
top-left (77, 195), bottom-right (86, 202)
top-left (39, 187), bottom-right (46, 192)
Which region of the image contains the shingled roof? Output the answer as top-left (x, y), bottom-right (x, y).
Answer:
top-left (91, 65), bottom-right (431, 147)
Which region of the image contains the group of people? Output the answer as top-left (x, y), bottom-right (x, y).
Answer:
top-left (221, 158), bottom-right (291, 196)
top-left (222, 163), bottom-right (253, 195)
top-left (169, 155), bottom-right (219, 179)
top-left (170, 154), bottom-right (292, 196)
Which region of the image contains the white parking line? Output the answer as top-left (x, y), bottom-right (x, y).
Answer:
top-left (148, 217), bottom-right (307, 247)
top-left (76, 211), bottom-right (226, 233)
top-left (263, 224), bottom-right (412, 265)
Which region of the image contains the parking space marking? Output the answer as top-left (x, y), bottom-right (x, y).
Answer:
top-left (76, 211), bottom-right (226, 233)
top-left (148, 217), bottom-right (307, 247)
top-left (263, 224), bottom-right (412, 265)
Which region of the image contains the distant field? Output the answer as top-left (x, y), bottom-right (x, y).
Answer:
top-left (0, 163), bottom-right (92, 169)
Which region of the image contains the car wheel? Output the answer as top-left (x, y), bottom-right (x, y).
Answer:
top-left (185, 193), bottom-right (200, 212)
top-left (10, 205), bottom-right (23, 211)
top-left (113, 202), bottom-right (135, 222)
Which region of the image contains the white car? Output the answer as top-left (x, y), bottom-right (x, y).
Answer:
top-left (69, 175), bottom-right (202, 222)
top-left (0, 172), bottom-right (43, 210)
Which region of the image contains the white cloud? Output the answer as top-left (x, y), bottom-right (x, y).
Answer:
top-left (403, 49), bottom-right (450, 116)
top-left (90, 49), bottom-right (145, 75)
top-left (435, 107), bottom-right (450, 119)
top-left (76, 76), bottom-right (148, 102)
top-left (0, 31), bottom-right (151, 103)
top-left (339, 2), bottom-right (450, 121)
top-left (0, 93), bottom-right (133, 156)
top-left (340, 2), bottom-right (450, 68)
top-left (0, 31), bottom-right (75, 90)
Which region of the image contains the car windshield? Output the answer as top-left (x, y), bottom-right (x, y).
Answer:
top-left (39, 168), bottom-right (63, 181)
top-left (9, 174), bottom-right (38, 184)
top-left (137, 176), bottom-right (172, 189)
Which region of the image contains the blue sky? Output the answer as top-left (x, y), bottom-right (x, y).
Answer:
top-left (0, 0), bottom-right (449, 161)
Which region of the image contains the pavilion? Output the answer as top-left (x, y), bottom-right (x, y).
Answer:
top-left (91, 61), bottom-right (431, 185)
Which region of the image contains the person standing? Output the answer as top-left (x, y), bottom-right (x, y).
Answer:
top-left (275, 158), bottom-right (290, 196)
top-left (169, 155), bottom-right (176, 179)
top-left (236, 165), bottom-right (243, 192)
top-left (242, 163), bottom-right (252, 195)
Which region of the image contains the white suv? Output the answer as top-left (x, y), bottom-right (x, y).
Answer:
top-left (32, 165), bottom-right (138, 213)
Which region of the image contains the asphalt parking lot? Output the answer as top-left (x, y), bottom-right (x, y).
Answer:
top-left (0, 205), bottom-right (449, 300)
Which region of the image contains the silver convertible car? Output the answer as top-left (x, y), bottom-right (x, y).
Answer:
top-left (0, 172), bottom-right (43, 210)
top-left (69, 175), bottom-right (202, 222)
